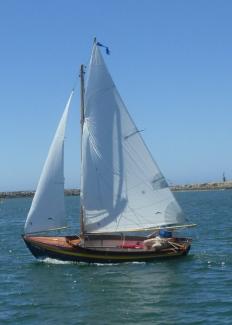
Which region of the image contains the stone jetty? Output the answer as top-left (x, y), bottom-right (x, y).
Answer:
top-left (0, 189), bottom-right (80, 199)
top-left (170, 181), bottom-right (232, 191)
top-left (1, 182), bottom-right (232, 199)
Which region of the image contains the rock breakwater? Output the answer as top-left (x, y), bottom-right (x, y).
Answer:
top-left (0, 189), bottom-right (80, 199)
top-left (1, 182), bottom-right (232, 198)
top-left (171, 181), bottom-right (232, 191)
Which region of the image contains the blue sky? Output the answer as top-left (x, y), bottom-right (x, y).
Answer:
top-left (1, 0), bottom-right (232, 191)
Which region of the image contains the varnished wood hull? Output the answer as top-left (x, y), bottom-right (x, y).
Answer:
top-left (23, 234), bottom-right (192, 263)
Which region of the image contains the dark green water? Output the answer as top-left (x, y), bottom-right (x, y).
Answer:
top-left (0, 191), bottom-right (231, 324)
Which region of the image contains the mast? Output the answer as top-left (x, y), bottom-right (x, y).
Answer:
top-left (79, 64), bottom-right (85, 235)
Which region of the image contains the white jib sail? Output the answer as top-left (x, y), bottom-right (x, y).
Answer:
top-left (24, 91), bottom-right (74, 234)
top-left (81, 43), bottom-right (188, 234)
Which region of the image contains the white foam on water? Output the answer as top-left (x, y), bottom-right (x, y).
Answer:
top-left (221, 261), bottom-right (225, 268)
top-left (39, 258), bottom-right (75, 265)
top-left (130, 261), bottom-right (146, 265)
top-left (89, 261), bottom-right (147, 266)
top-left (37, 258), bottom-right (147, 267)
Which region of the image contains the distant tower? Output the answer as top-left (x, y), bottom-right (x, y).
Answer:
top-left (223, 172), bottom-right (226, 183)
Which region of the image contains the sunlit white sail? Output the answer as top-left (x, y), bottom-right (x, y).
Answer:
top-left (24, 91), bottom-right (74, 234)
top-left (81, 43), bottom-right (187, 233)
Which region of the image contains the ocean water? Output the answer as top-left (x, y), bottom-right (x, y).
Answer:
top-left (0, 191), bottom-right (232, 325)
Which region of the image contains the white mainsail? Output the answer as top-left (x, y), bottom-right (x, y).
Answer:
top-left (24, 91), bottom-right (74, 234)
top-left (81, 43), bottom-right (188, 233)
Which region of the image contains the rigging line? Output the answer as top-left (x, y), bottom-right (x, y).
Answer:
top-left (113, 86), bottom-right (164, 175)
top-left (71, 71), bottom-right (81, 93)
top-left (122, 203), bottom-right (146, 228)
top-left (125, 213), bottom-right (145, 229)
top-left (123, 147), bottom-right (168, 194)
top-left (87, 124), bottom-right (101, 160)
top-left (122, 142), bottom-right (156, 182)
top-left (115, 212), bottom-right (124, 231)
top-left (121, 121), bottom-right (159, 170)
top-left (114, 211), bottom-right (143, 232)
top-left (111, 131), bottom-right (149, 180)
top-left (89, 131), bottom-right (171, 211)
top-left (120, 99), bottom-right (166, 183)
top-left (123, 140), bottom-right (160, 180)
top-left (124, 129), bottom-right (144, 140)
top-left (72, 79), bottom-right (78, 93)
top-left (118, 142), bottom-right (173, 203)
top-left (115, 215), bottom-right (143, 230)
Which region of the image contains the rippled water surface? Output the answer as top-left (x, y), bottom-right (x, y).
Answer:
top-left (0, 191), bottom-right (232, 324)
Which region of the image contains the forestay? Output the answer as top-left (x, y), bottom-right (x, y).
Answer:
top-left (81, 43), bottom-right (188, 233)
top-left (24, 91), bottom-right (73, 234)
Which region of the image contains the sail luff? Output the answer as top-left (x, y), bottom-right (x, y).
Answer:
top-left (24, 91), bottom-right (74, 234)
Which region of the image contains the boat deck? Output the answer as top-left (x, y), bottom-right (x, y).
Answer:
top-left (24, 235), bottom-right (191, 252)
top-left (23, 234), bottom-right (192, 262)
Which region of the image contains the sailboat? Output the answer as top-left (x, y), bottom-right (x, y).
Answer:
top-left (23, 40), bottom-right (196, 263)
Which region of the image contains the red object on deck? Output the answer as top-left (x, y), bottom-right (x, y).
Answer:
top-left (119, 242), bottom-right (144, 249)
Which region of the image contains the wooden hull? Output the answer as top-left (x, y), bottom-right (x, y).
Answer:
top-left (22, 234), bottom-right (191, 263)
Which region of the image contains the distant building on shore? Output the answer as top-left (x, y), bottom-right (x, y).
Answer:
top-left (223, 172), bottom-right (226, 183)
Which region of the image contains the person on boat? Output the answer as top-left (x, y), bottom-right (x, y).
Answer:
top-left (143, 229), bottom-right (172, 251)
